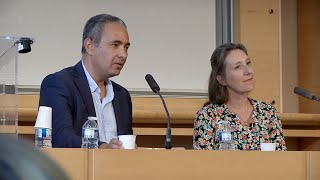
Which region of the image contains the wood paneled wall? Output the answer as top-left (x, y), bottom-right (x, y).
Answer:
top-left (235, 0), bottom-right (281, 110)
top-left (298, 0), bottom-right (320, 113)
top-left (234, 0), bottom-right (299, 113)
top-left (281, 0), bottom-right (299, 113)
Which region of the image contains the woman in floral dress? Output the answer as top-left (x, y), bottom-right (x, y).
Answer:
top-left (193, 43), bottom-right (287, 150)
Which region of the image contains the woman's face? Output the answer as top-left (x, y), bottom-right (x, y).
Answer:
top-left (217, 49), bottom-right (255, 95)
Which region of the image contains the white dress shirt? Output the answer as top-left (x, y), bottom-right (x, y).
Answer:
top-left (82, 60), bottom-right (117, 143)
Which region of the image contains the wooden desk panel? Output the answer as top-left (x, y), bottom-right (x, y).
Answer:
top-left (40, 149), bottom-right (320, 180)
top-left (309, 152), bottom-right (320, 180)
top-left (91, 150), bottom-right (306, 180)
top-left (42, 148), bottom-right (88, 180)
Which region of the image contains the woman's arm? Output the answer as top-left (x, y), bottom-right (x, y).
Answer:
top-left (193, 109), bottom-right (216, 150)
top-left (269, 107), bottom-right (287, 151)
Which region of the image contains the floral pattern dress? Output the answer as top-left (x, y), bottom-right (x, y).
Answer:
top-left (193, 99), bottom-right (287, 150)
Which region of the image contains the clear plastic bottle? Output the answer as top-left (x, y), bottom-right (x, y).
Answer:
top-left (81, 117), bottom-right (99, 149)
top-left (217, 120), bottom-right (234, 150)
top-left (35, 128), bottom-right (52, 148)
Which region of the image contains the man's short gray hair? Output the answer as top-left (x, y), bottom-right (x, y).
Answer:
top-left (81, 14), bottom-right (127, 54)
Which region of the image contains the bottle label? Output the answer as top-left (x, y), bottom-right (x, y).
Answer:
top-left (219, 132), bottom-right (232, 142)
top-left (83, 128), bottom-right (99, 139)
top-left (35, 128), bottom-right (52, 140)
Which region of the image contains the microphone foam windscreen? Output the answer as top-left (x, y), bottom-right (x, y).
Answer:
top-left (145, 74), bottom-right (160, 93)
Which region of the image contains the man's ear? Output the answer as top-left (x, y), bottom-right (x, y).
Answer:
top-left (217, 75), bottom-right (227, 86)
top-left (83, 38), bottom-right (95, 55)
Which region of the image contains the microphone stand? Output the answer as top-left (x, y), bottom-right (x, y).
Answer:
top-left (156, 91), bottom-right (172, 149)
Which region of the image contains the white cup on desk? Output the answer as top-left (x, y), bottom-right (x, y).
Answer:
top-left (118, 135), bottom-right (136, 149)
top-left (260, 143), bottom-right (276, 151)
top-left (34, 106), bottom-right (52, 129)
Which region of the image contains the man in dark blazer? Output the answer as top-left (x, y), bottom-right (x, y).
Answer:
top-left (39, 14), bottom-right (132, 148)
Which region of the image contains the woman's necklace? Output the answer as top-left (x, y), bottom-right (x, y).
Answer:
top-left (243, 110), bottom-right (253, 127)
top-left (227, 102), bottom-right (253, 127)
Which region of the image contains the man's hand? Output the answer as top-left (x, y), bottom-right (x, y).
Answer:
top-left (99, 138), bottom-right (123, 149)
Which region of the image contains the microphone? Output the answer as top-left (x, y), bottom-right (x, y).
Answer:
top-left (145, 74), bottom-right (160, 93)
top-left (294, 87), bottom-right (320, 101)
top-left (145, 74), bottom-right (172, 149)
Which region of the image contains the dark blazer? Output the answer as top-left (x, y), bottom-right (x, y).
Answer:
top-left (39, 61), bottom-right (133, 148)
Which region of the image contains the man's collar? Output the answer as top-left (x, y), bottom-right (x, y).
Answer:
top-left (81, 60), bottom-right (98, 93)
top-left (81, 60), bottom-right (114, 102)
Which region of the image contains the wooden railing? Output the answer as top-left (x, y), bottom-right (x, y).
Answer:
top-left (17, 95), bottom-right (320, 150)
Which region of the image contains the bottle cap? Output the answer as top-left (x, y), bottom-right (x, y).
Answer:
top-left (88, 117), bottom-right (98, 121)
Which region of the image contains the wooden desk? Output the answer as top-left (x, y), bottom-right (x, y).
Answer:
top-left (42, 148), bottom-right (88, 180)
top-left (41, 148), bottom-right (320, 180)
top-left (18, 95), bottom-right (320, 150)
top-left (92, 150), bottom-right (305, 180)
top-left (309, 152), bottom-right (320, 179)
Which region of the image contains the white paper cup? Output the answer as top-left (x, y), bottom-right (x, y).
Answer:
top-left (34, 106), bottom-right (52, 129)
top-left (260, 143), bottom-right (276, 151)
top-left (118, 135), bottom-right (136, 149)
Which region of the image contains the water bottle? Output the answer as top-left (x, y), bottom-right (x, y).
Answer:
top-left (35, 128), bottom-right (52, 148)
top-left (81, 117), bottom-right (99, 149)
top-left (217, 120), bottom-right (234, 150)
top-left (34, 106), bottom-right (52, 148)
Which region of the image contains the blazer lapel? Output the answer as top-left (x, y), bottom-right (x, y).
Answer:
top-left (112, 84), bottom-right (122, 134)
top-left (73, 61), bottom-right (96, 117)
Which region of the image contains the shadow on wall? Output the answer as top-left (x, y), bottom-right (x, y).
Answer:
top-left (0, 135), bottom-right (69, 180)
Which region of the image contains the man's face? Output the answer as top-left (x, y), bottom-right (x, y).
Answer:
top-left (91, 22), bottom-right (130, 79)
